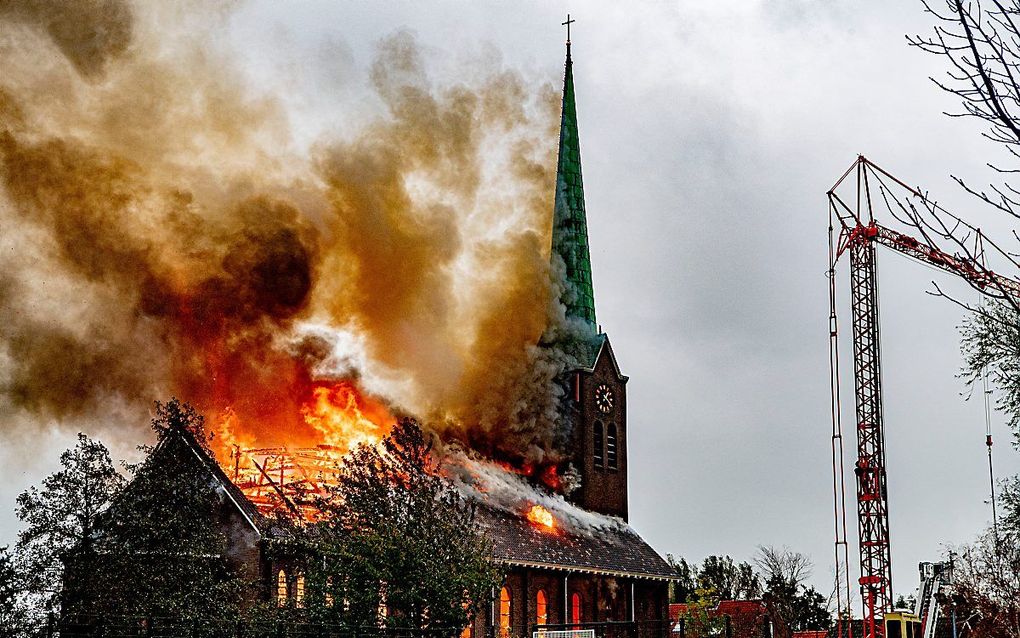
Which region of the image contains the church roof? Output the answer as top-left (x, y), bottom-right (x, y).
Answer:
top-left (552, 42), bottom-right (597, 335)
top-left (163, 427), bottom-right (265, 535)
top-left (472, 502), bottom-right (675, 581)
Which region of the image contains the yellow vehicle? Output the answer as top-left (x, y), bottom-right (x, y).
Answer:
top-left (884, 610), bottom-right (923, 638)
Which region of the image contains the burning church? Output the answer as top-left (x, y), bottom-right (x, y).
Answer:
top-left (55, 31), bottom-right (674, 638)
top-left (286, 39), bottom-right (670, 633)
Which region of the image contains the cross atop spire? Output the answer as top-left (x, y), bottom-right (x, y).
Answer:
top-left (562, 14), bottom-right (575, 51)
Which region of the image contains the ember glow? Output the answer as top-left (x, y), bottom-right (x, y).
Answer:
top-left (526, 504), bottom-right (556, 531)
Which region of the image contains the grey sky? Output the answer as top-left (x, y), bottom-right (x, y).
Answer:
top-left (2, 0), bottom-right (1019, 606)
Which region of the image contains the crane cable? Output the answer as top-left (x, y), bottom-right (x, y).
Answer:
top-left (978, 235), bottom-right (1000, 551)
top-left (828, 201), bottom-right (853, 638)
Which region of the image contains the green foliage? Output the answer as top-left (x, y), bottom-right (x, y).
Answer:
top-left (79, 398), bottom-right (251, 623)
top-left (666, 554), bottom-right (695, 603)
top-left (0, 546), bottom-right (29, 637)
top-left (669, 550), bottom-right (827, 638)
top-left (15, 432), bottom-right (124, 614)
top-left (755, 547), bottom-right (831, 636)
top-left (667, 554), bottom-right (760, 604)
top-left (893, 594), bottom-right (916, 610)
top-left (1000, 475), bottom-right (1020, 537)
top-left (760, 576), bottom-right (831, 636)
top-left (697, 555), bottom-right (761, 603)
top-left (960, 300), bottom-right (1020, 436)
top-left (674, 588), bottom-right (726, 637)
top-left (306, 418), bottom-right (500, 630)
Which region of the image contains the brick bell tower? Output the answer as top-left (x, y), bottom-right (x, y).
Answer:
top-left (551, 37), bottom-right (629, 521)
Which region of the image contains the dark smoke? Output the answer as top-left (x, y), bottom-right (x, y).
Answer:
top-left (0, 0), bottom-right (133, 79)
top-left (0, 3), bottom-right (581, 471)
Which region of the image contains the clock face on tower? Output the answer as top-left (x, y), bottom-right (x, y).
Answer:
top-left (595, 384), bottom-right (614, 413)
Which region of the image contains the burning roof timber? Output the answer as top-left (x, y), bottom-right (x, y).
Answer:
top-left (172, 425), bottom-right (674, 581)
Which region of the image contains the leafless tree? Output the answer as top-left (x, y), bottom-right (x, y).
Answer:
top-left (947, 531), bottom-right (1020, 637)
top-left (755, 546), bottom-right (813, 586)
top-left (867, 1), bottom-right (1020, 422)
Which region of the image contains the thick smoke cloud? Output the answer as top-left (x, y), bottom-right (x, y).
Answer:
top-left (0, 0), bottom-right (133, 78)
top-left (0, 2), bottom-right (578, 469)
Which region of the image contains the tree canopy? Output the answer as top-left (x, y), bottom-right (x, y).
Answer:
top-left (14, 432), bottom-right (124, 616)
top-left (668, 549), bottom-right (831, 638)
top-left (306, 418), bottom-right (500, 631)
top-left (83, 399), bottom-right (251, 624)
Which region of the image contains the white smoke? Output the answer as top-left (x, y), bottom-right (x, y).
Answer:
top-left (440, 445), bottom-right (628, 535)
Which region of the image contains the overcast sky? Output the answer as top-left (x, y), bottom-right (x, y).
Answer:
top-left (3, 0), bottom-right (1019, 605)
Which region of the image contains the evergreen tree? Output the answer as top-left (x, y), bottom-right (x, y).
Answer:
top-left (308, 418), bottom-right (500, 631)
top-left (696, 555), bottom-right (761, 602)
top-left (0, 546), bottom-right (29, 638)
top-left (673, 587), bottom-right (726, 637)
top-left (756, 547), bottom-right (832, 638)
top-left (86, 398), bottom-right (251, 626)
top-left (667, 554), bottom-right (761, 604)
top-left (15, 433), bottom-right (124, 616)
top-left (666, 555), bottom-right (695, 603)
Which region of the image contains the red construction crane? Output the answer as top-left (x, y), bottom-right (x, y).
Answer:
top-left (826, 156), bottom-right (1018, 638)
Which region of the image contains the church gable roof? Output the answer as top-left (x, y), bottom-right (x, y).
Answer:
top-left (154, 428), bottom-right (265, 536)
top-left (569, 333), bottom-right (627, 381)
top-left (592, 334), bottom-right (627, 381)
top-left (473, 502), bottom-right (674, 580)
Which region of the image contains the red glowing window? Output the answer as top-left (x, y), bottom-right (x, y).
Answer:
top-left (536, 589), bottom-right (548, 626)
top-left (571, 592), bottom-right (582, 626)
top-left (499, 587), bottom-right (511, 637)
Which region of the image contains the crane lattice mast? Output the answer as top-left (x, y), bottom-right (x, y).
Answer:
top-left (827, 156), bottom-right (1020, 638)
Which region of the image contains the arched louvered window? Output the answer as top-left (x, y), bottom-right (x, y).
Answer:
top-left (536, 589), bottom-right (548, 626)
top-left (593, 421), bottom-right (604, 468)
top-left (499, 586), bottom-right (512, 638)
top-left (607, 423), bottom-right (618, 470)
top-left (325, 576), bottom-right (335, 607)
top-left (296, 572), bottom-right (305, 608)
top-left (276, 569), bottom-right (288, 607)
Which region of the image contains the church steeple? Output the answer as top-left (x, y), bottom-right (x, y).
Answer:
top-left (552, 33), bottom-right (597, 335)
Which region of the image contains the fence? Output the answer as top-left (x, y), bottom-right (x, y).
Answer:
top-left (16, 617), bottom-right (675, 638)
top-left (530, 621), bottom-right (673, 638)
top-left (21, 617), bottom-right (466, 638)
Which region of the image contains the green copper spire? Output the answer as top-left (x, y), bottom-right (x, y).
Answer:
top-left (552, 41), bottom-right (597, 334)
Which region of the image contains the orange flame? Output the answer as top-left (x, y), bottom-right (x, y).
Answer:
top-left (208, 379), bottom-right (395, 518)
top-left (526, 504), bottom-right (556, 531)
top-left (301, 380), bottom-right (394, 453)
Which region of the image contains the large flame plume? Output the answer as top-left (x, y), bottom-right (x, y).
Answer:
top-left (0, 1), bottom-right (588, 487)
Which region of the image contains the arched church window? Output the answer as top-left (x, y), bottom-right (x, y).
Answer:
top-left (499, 586), bottom-right (512, 638)
top-left (460, 600), bottom-right (473, 638)
top-left (536, 589), bottom-right (548, 626)
top-left (276, 569), bottom-right (288, 607)
top-left (296, 572), bottom-right (305, 608)
top-left (571, 592), bottom-right (582, 627)
top-left (607, 424), bottom-right (618, 470)
top-left (593, 421), bottom-right (604, 468)
top-left (325, 576), bottom-right (335, 607)
top-left (378, 582), bottom-right (389, 627)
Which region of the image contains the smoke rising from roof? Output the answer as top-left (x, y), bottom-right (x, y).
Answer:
top-left (0, 1), bottom-right (583, 468)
